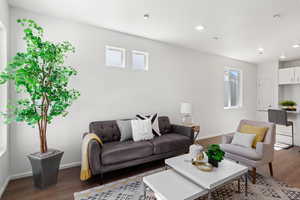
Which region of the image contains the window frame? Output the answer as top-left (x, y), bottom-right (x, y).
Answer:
top-left (0, 21), bottom-right (8, 157)
top-left (105, 45), bottom-right (126, 68)
top-left (131, 50), bottom-right (149, 71)
top-left (224, 67), bottom-right (243, 110)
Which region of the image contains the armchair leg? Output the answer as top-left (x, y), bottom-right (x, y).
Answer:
top-left (252, 168), bottom-right (256, 184)
top-left (269, 162), bottom-right (273, 177)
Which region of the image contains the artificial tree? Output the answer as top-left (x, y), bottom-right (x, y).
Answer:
top-left (0, 19), bottom-right (80, 153)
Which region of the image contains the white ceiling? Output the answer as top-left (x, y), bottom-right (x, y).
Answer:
top-left (8, 0), bottom-right (300, 64)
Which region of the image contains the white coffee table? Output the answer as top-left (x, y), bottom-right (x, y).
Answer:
top-left (165, 154), bottom-right (249, 199)
top-left (143, 169), bottom-right (207, 200)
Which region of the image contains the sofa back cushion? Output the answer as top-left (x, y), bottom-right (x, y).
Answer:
top-left (158, 116), bottom-right (172, 134)
top-left (89, 120), bottom-right (120, 143)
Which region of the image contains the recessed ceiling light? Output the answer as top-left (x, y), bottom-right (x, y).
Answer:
top-left (195, 25), bottom-right (205, 31)
top-left (293, 44), bottom-right (300, 48)
top-left (280, 54), bottom-right (286, 59)
top-left (257, 47), bottom-right (264, 54)
top-left (212, 36), bottom-right (220, 40)
top-left (143, 14), bottom-right (150, 20)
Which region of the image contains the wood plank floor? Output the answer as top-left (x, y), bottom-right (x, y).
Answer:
top-left (2, 136), bottom-right (300, 200)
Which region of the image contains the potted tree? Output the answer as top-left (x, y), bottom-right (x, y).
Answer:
top-left (206, 144), bottom-right (225, 168)
top-left (0, 19), bottom-right (80, 189)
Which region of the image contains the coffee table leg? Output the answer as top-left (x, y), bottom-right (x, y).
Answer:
top-left (238, 178), bottom-right (241, 193)
top-left (143, 182), bottom-right (147, 199)
top-left (208, 191), bottom-right (211, 200)
top-left (245, 174), bottom-right (248, 197)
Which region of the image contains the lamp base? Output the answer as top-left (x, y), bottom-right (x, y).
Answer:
top-left (182, 115), bottom-right (192, 125)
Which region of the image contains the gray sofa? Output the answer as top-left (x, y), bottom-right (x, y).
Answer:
top-left (85, 116), bottom-right (194, 179)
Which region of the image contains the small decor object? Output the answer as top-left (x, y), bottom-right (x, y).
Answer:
top-left (180, 102), bottom-right (192, 124)
top-left (279, 100), bottom-right (297, 111)
top-left (189, 144), bottom-right (204, 161)
top-left (0, 19), bottom-right (80, 189)
top-left (131, 119), bottom-right (154, 141)
top-left (136, 113), bottom-right (161, 136)
top-left (206, 144), bottom-right (225, 168)
top-left (192, 161), bottom-right (213, 172)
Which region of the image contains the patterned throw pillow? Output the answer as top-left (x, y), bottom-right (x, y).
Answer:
top-left (136, 113), bottom-right (161, 136)
top-left (131, 119), bottom-right (154, 142)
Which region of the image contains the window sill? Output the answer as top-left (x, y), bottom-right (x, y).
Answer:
top-left (224, 106), bottom-right (242, 110)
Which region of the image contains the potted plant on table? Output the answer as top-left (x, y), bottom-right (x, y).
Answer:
top-left (0, 19), bottom-right (80, 189)
top-left (206, 144), bottom-right (225, 168)
top-left (279, 100), bottom-right (297, 111)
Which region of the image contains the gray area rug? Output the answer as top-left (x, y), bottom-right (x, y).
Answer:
top-left (74, 168), bottom-right (300, 200)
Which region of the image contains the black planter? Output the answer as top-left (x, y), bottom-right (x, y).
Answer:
top-left (208, 158), bottom-right (219, 168)
top-left (28, 149), bottom-right (63, 189)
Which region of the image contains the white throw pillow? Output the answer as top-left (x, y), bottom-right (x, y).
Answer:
top-left (231, 132), bottom-right (256, 148)
top-left (136, 113), bottom-right (161, 136)
top-left (131, 119), bottom-right (154, 142)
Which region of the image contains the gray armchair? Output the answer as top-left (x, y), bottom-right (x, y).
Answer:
top-left (220, 119), bottom-right (276, 184)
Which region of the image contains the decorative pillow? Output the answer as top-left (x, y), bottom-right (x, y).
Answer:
top-left (117, 120), bottom-right (132, 142)
top-left (131, 119), bottom-right (154, 142)
top-left (136, 113), bottom-right (161, 136)
top-left (231, 132), bottom-right (256, 148)
top-left (240, 125), bottom-right (268, 148)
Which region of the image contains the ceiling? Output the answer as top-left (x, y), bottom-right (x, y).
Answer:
top-left (8, 0), bottom-right (300, 64)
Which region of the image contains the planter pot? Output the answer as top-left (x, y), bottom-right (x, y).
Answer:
top-left (28, 149), bottom-right (63, 189)
top-left (208, 158), bottom-right (219, 168)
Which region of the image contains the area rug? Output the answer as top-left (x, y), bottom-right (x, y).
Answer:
top-left (74, 167), bottom-right (300, 200)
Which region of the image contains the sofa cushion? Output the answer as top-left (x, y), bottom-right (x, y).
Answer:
top-left (220, 144), bottom-right (262, 160)
top-left (101, 140), bottom-right (153, 165)
top-left (89, 121), bottom-right (120, 143)
top-left (151, 133), bottom-right (191, 155)
top-left (158, 116), bottom-right (172, 134)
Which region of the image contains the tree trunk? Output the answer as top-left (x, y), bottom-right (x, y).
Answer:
top-left (39, 118), bottom-right (48, 153)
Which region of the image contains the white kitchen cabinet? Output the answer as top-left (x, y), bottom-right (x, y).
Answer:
top-left (294, 67), bottom-right (300, 83)
top-left (278, 68), bottom-right (295, 85)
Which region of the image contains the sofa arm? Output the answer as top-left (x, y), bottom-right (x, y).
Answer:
top-left (222, 133), bottom-right (235, 144)
top-left (171, 124), bottom-right (194, 142)
top-left (255, 142), bottom-right (274, 160)
top-left (88, 139), bottom-right (102, 175)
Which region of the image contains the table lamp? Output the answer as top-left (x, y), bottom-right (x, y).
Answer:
top-left (180, 102), bottom-right (192, 124)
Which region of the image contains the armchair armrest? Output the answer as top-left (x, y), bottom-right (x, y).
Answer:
top-left (171, 124), bottom-right (194, 142)
top-left (222, 132), bottom-right (235, 144)
top-left (255, 142), bottom-right (274, 160)
top-left (88, 138), bottom-right (102, 175)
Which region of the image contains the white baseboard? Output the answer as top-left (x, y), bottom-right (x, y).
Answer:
top-left (197, 133), bottom-right (224, 140)
top-left (10, 161), bottom-right (81, 180)
top-left (0, 176), bottom-right (10, 198)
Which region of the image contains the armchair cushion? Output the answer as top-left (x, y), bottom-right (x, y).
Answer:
top-left (240, 124), bottom-right (268, 148)
top-left (220, 144), bottom-right (262, 160)
top-left (231, 132), bottom-right (256, 148)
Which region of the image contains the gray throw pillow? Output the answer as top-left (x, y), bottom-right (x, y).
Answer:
top-left (117, 120), bottom-right (133, 141)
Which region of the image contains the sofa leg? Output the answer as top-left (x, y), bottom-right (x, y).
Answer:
top-left (100, 173), bottom-right (104, 185)
top-left (252, 168), bottom-right (256, 184)
top-left (269, 162), bottom-right (273, 177)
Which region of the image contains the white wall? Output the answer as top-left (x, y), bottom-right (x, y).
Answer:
top-left (0, 0), bottom-right (10, 198)
top-left (9, 8), bottom-right (257, 176)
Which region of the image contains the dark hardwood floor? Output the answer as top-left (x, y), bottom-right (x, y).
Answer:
top-left (2, 136), bottom-right (300, 200)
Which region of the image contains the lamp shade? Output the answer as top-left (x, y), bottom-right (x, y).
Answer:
top-left (180, 103), bottom-right (192, 114)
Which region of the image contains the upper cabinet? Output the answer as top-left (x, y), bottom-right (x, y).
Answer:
top-left (278, 67), bottom-right (300, 85)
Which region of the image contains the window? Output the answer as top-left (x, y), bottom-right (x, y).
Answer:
top-left (224, 68), bottom-right (242, 109)
top-left (0, 22), bottom-right (7, 155)
top-left (105, 46), bottom-right (125, 68)
top-left (132, 50), bottom-right (149, 71)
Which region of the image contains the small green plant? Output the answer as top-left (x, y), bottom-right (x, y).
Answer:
top-left (206, 144), bottom-right (225, 162)
top-left (279, 100), bottom-right (297, 107)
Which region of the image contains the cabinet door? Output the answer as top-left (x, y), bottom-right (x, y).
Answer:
top-left (278, 68), bottom-right (295, 85)
top-left (294, 67), bottom-right (300, 83)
